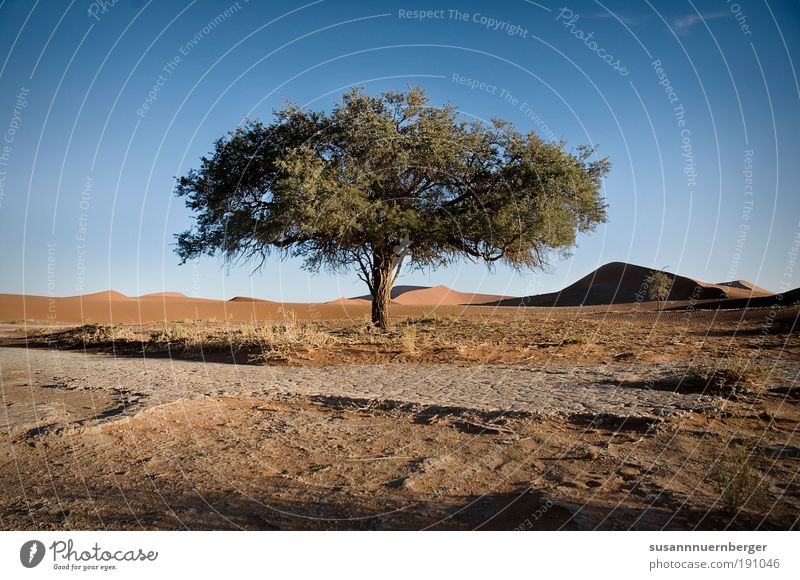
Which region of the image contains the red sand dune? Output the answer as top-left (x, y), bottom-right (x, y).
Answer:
top-left (391, 285), bottom-right (509, 306)
top-left (138, 292), bottom-right (189, 299)
top-left (689, 286), bottom-right (799, 310)
top-left (496, 262), bottom-right (775, 307)
top-left (347, 285), bottom-right (510, 306)
top-left (350, 285), bottom-right (428, 301)
top-left (325, 297), bottom-right (371, 305)
top-left (713, 280), bottom-right (773, 297)
top-left (0, 292), bottom-right (370, 324)
top-left (0, 262), bottom-right (780, 324)
top-left (228, 296), bottom-right (275, 303)
top-left (70, 290), bottom-right (130, 300)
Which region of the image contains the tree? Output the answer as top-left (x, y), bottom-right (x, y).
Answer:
top-left (175, 87), bottom-right (610, 329)
top-left (648, 270), bottom-right (672, 310)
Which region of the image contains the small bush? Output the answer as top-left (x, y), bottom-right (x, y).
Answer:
top-left (400, 326), bottom-right (417, 353)
top-left (65, 324), bottom-right (145, 345)
top-left (561, 330), bottom-right (595, 345)
top-left (152, 323), bottom-right (204, 347)
top-left (400, 313), bottom-right (458, 326)
top-left (686, 358), bottom-right (768, 394)
top-left (708, 445), bottom-right (765, 514)
top-left (57, 318), bottom-right (340, 354)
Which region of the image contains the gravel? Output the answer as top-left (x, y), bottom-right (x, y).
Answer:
top-left (0, 347), bottom-right (747, 425)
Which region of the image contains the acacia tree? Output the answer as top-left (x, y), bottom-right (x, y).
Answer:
top-left (648, 270), bottom-right (673, 310)
top-left (175, 87), bottom-right (609, 328)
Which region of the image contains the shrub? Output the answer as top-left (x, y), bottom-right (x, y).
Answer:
top-left (400, 313), bottom-right (459, 326)
top-left (708, 445), bottom-right (765, 514)
top-left (686, 358), bottom-right (769, 394)
top-left (149, 316), bottom-right (336, 352)
top-left (63, 324), bottom-right (145, 345)
top-left (561, 330), bottom-right (595, 345)
top-left (400, 326), bottom-right (417, 353)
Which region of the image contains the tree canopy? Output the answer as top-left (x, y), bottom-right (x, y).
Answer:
top-left (647, 270), bottom-right (673, 309)
top-left (175, 87), bottom-right (610, 327)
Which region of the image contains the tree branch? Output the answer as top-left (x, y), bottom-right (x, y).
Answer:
top-left (354, 249), bottom-right (375, 295)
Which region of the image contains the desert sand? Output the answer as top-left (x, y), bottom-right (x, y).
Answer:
top-left (0, 262), bottom-right (779, 325)
top-left (0, 340), bottom-right (797, 530)
top-left (0, 290), bottom-right (798, 530)
top-left (0, 262), bottom-right (796, 530)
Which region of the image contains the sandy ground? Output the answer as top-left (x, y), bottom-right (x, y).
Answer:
top-left (1, 327), bottom-right (798, 530)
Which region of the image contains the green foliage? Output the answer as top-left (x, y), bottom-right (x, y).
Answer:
top-left (709, 445), bottom-right (765, 514)
top-left (647, 270), bottom-right (672, 303)
top-left (175, 87), bottom-right (610, 327)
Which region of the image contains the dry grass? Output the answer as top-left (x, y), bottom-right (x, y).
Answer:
top-left (400, 326), bottom-right (417, 353)
top-left (560, 329), bottom-right (596, 345)
top-left (21, 304), bottom-right (797, 368)
top-left (154, 316), bottom-right (335, 352)
top-left (400, 313), bottom-right (459, 326)
top-left (69, 324), bottom-right (148, 344)
top-left (50, 315), bottom-right (335, 354)
top-left (33, 312), bottom-right (466, 360)
top-left (708, 444), bottom-right (766, 514)
top-left (686, 358), bottom-right (769, 394)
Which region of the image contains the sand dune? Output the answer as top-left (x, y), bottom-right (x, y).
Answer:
top-left (229, 296), bottom-right (276, 303)
top-left (689, 287), bottom-right (798, 310)
top-left (71, 290), bottom-right (129, 300)
top-left (348, 284), bottom-right (510, 306)
top-left (351, 285), bottom-right (430, 301)
top-left (391, 285), bottom-right (509, 306)
top-left (138, 291), bottom-right (189, 299)
top-left (326, 297), bottom-right (371, 305)
top-left (498, 262), bottom-right (775, 307)
top-left (714, 280), bottom-right (773, 297)
top-left (0, 292), bottom-right (478, 324)
top-left (0, 262), bottom-right (781, 323)
top-left (0, 293), bottom-right (363, 324)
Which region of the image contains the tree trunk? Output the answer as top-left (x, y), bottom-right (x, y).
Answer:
top-left (370, 257), bottom-right (393, 330)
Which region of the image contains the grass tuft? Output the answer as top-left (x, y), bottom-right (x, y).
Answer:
top-left (69, 324), bottom-right (146, 344)
top-left (51, 318), bottom-right (335, 354)
top-left (400, 313), bottom-right (459, 326)
top-left (685, 358), bottom-right (769, 394)
top-left (708, 444), bottom-right (765, 514)
top-left (400, 326), bottom-right (417, 353)
top-left (560, 329), bottom-right (595, 345)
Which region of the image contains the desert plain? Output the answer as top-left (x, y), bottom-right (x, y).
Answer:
top-left (0, 263), bottom-right (798, 530)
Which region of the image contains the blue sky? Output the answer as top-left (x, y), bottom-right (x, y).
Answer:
top-left (0, 0), bottom-right (798, 301)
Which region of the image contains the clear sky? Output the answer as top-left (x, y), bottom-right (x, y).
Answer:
top-left (0, 0), bottom-right (798, 301)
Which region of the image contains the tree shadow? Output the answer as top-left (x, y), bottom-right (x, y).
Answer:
top-left (6, 481), bottom-right (794, 531)
top-left (0, 337), bottom-right (265, 366)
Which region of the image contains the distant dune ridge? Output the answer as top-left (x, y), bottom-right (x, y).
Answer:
top-left (495, 262), bottom-right (773, 307)
top-left (228, 296), bottom-right (275, 303)
top-left (71, 291), bottom-right (194, 300)
top-left (137, 292), bottom-right (189, 299)
top-left (715, 280), bottom-right (773, 295)
top-left (0, 262), bottom-right (783, 323)
top-left (346, 285), bottom-right (511, 306)
top-left (69, 290), bottom-right (130, 300)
